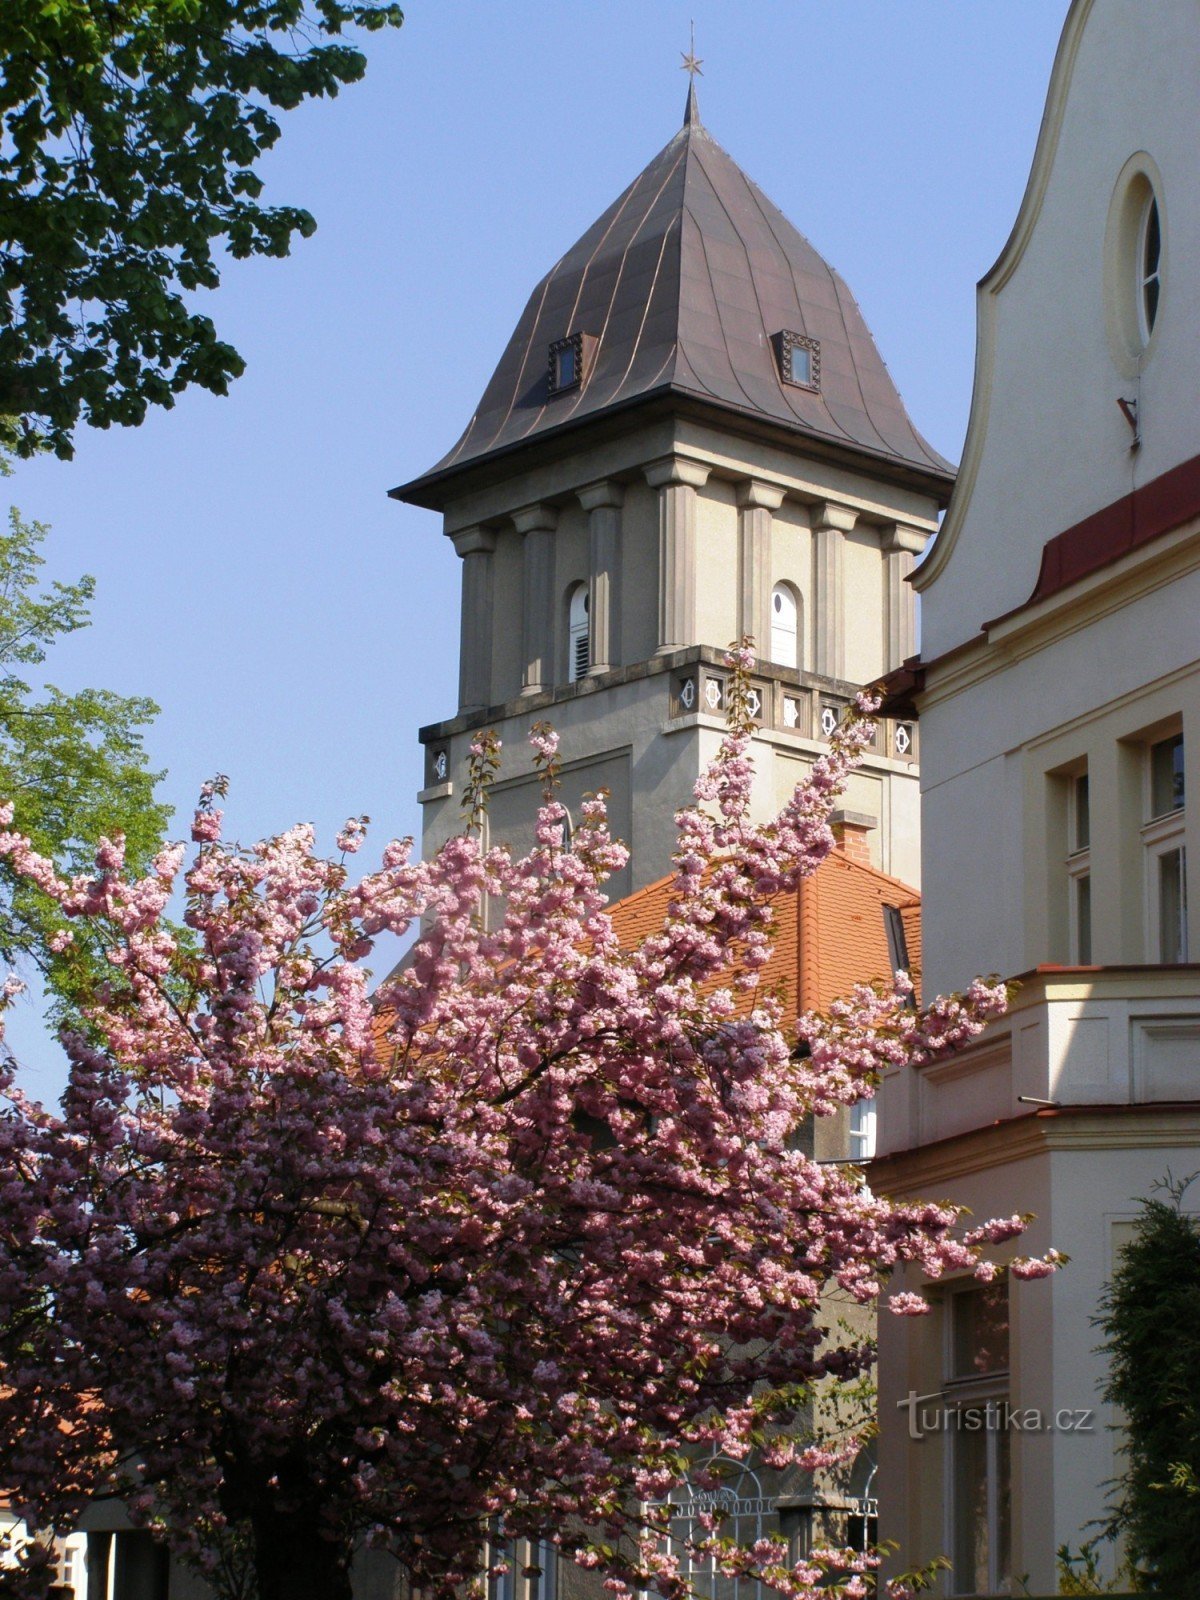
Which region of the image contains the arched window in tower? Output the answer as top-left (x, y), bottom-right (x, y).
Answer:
top-left (568, 583), bottom-right (590, 683)
top-left (770, 583), bottom-right (800, 669)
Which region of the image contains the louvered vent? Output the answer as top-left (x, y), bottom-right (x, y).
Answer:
top-left (568, 585), bottom-right (590, 684)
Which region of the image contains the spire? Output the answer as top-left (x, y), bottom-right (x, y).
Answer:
top-left (680, 22), bottom-right (703, 126)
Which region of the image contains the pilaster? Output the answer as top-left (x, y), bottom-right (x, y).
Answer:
top-left (644, 457), bottom-right (711, 654)
top-left (881, 524), bottom-right (926, 672)
top-left (513, 503), bottom-right (558, 696)
top-left (735, 479), bottom-right (785, 656)
top-left (450, 526), bottom-right (498, 712)
top-left (811, 500), bottom-right (858, 680)
top-left (577, 480), bottom-right (624, 675)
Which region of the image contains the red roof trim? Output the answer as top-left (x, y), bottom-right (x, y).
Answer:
top-left (1016, 449), bottom-right (1200, 615)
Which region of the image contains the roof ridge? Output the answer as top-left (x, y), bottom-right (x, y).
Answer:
top-left (822, 848), bottom-right (920, 902)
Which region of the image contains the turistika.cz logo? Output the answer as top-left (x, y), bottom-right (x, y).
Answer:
top-left (896, 1391), bottom-right (1095, 1442)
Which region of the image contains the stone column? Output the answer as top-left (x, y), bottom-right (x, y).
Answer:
top-left (577, 480), bottom-right (624, 675)
top-left (644, 457), bottom-right (710, 655)
top-left (451, 526), bottom-right (497, 712)
top-left (811, 500), bottom-right (858, 680)
top-left (513, 503), bottom-right (557, 696)
top-left (735, 479), bottom-right (785, 656)
top-left (881, 524), bottom-right (926, 672)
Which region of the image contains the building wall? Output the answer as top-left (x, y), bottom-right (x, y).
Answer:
top-left (915, 0), bottom-right (1200, 660)
top-left (422, 413), bottom-right (936, 895)
top-left (879, 5), bottom-right (1200, 1594)
top-left (920, 551), bottom-right (1200, 995)
top-left (878, 1107), bottom-right (1200, 1594)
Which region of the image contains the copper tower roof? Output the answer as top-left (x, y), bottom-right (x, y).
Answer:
top-left (395, 90), bottom-right (952, 506)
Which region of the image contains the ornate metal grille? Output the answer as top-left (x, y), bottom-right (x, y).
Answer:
top-left (655, 1463), bottom-right (777, 1600)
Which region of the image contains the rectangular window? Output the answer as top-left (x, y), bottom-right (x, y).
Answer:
top-left (1075, 873), bottom-right (1093, 965)
top-left (1151, 733), bottom-right (1185, 818)
top-left (1143, 731), bottom-right (1187, 962)
top-left (527, 1540), bottom-right (558, 1600)
top-left (1066, 766), bottom-right (1091, 964)
top-left (1073, 772), bottom-right (1090, 851)
top-left (948, 1282), bottom-right (1009, 1383)
top-left (945, 1283), bottom-right (1011, 1596)
top-left (1159, 846), bottom-right (1188, 962)
top-left (554, 344), bottom-right (576, 390)
top-left (849, 1097), bottom-right (876, 1161)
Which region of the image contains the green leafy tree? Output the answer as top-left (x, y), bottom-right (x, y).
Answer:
top-left (0, 469), bottom-right (168, 1014)
top-left (0, 0), bottom-right (404, 458)
top-left (1097, 1173), bottom-right (1200, 1595)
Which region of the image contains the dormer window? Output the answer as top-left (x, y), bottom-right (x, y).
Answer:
top-left (548, 332), bottom-right (596, 397)
top-left (553, 341), bottom-right (577, 391)
top-left (773, 330), bottom-right (821, 392)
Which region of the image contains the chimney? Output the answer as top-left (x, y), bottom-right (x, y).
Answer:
top-left (830, 809), bottom-right (877, 867)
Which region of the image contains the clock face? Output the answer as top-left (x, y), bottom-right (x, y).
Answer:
top-left (820, 705), bottom-right (838, 738)
top-left (895, 724), bottom-right (912, 757)
top-left (433, 751), bottom-right (448, 782)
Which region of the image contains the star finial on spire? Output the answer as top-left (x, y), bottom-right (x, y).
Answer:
top-left (680, 20), bottom-right (703, 81)
top-left (681, 20), bottom-right (703, 126)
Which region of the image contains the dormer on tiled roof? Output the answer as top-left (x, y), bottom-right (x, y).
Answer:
top-left (608, 845), bottom-right (921, 1016)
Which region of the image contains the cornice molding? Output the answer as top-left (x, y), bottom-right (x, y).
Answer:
top-left (873, 1103), bottom-right (1200, 1193)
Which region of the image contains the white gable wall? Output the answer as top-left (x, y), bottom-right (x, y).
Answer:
top-left (917, 0), bottom-right (1200, 660)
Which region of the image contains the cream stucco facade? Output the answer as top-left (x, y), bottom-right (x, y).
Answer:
top-left (878, 2), bottom-right (1200, 1592)
top-left (410, 411), bottom-right (935, 902)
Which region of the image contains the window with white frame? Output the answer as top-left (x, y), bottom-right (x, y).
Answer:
top-left (1144, 732), bottom-right (1187, 963)
top-left (1067, 769), bottom-right (1092, 964)
top-left (567, 584), bottom-right (589, 684)
top-left (769, 583), bottom-right (800, 668)
top-left (849, 1097), bottom-right (876, 1162)
top-left (488, 1532), bottom-right (558, 1600)
top-left (945, 1280), bottom-right (1011, 1597)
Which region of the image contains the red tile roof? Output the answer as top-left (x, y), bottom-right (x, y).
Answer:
top-left (609, 844), bottom-right (921, 1014)
top-left (372, 844), bottom-right (920, 1056)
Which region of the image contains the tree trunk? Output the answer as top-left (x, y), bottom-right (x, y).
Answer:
top-left (249, 1501), bottom-right (354, 1600)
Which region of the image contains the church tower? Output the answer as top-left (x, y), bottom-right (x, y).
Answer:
top-left (394, 88), bottom-right (952, 898)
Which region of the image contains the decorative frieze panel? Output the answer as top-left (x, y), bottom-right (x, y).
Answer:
top-left (668, 667), bottom-right (912, 758)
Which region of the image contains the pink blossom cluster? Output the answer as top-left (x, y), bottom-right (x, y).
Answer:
top-left (0, 657), bottom-right (1054, 1600)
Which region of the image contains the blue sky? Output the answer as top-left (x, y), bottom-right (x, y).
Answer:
top-left (4, 1), bottom-right (1068, 1085)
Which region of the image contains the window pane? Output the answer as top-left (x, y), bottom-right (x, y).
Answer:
top-left (790, 344), bottom-right (811, 384)
top-left (1160, 847), bottom-right (1188, 963)
top-left (1151, 734), bottom-right (1184, 816)
top-left (555, 345), bottom-right (576, 388)
top-left (995, 1424), bottom-right (1012, 1592)
top-left (950, 1282), bottom-right (1009, 1380)
top-left (1144, 273), bottom-right (1160, 333)
top-left (1074, 773), bottom-right (1090, 851)
top-left (849, 1098), bottom-right (876, 1160)
top-left (952, 1423), bottom-right (990, 1595)
top-left (1076, 874), bottom-right (1092, 964)
top-left (1144, 197), bottom-right (1161, 279)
